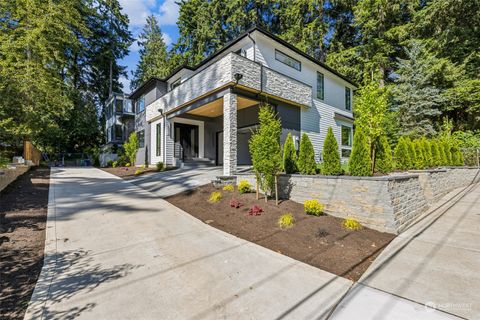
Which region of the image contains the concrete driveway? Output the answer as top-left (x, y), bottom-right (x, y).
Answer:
top-left (129, 166), bottom-right (223, 198)
top-left (330, 182), bottom-right (480, 319)
top-left (25, 167), bottom-right (352, 319)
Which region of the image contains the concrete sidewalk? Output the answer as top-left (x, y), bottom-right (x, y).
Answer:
top-left (25, 167), bottom-right (351, 319)
top-left (330, 182), bottom-right (480, 320)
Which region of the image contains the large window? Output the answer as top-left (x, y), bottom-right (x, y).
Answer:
top-left (137, 95), bottom-right (145, 113)
top-left (341, 125), bottom-right (352, 146)
top-left (115, 98), bottom-right (123, 113)
top-left (275, 49), bottom-right (301, 71)
top-left (156, 123), bottom-right (162, 157)
top-left (115, 124), bottom-right (123, 141)
top-left (345, 87), bottom-right (351, 110)
top-left (317, 72), bottom-right (324, 100)
top-left (137, 130), bottom-right (145, 148)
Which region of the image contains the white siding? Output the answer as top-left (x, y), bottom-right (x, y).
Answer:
top-left (150, 118), bottom-right (163, 166)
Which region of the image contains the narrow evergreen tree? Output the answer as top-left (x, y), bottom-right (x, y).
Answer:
top-left (297, 133), bottom-right (316, 175)
top-left (438, 140), bottom-right (448, 166)
top-left (283, 132), bottom-right (297, 174)
top-left (394, 137), bottom-right (410, 170)
top-left (430, 140), bottom-right (441, 167)
top-left (349, 128), bottom-right (372, 176)
top-left (406, 138), bottom-right (416, 169)
top-left (375, 135), bottom-right (393, 174)
top-left (322, 127), bottom-right (342, 175)
top-left (413, 139), bottom-right (425, 169)
top-left (422, 139), bottom-right (433, 168)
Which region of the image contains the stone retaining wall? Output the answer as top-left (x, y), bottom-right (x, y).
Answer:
top-left (236, 167), bottom-right (480, 234)
top-left (0, 165), bottom-right (30, 192)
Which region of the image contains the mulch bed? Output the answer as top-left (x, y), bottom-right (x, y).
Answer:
top-left (0, 167), bottom-right (50, 320)
top-left (101, 166), bottom-right (158, 179)
top-left (166, 184), bottom-right (395, 281)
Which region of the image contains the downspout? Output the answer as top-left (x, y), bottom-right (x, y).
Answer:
top-left (247, 32), bottom-right (264, 100)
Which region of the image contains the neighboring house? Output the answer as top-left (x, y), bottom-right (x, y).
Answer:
top-left (129, 26), bottom-right (356, 175)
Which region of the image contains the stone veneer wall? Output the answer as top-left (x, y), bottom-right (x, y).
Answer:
top-left (236, 167), bottom-right (480, 234)
top-left (0, 165), bottom-right (29, 192)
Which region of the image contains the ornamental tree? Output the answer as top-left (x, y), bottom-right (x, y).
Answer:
top-left (124, 132), bottom-right (139, 166)
top-left (349, 128), bottom-right (372, 176)
top-left (322, 127), bottom-right (342, 175)
top-left (297, 133), bottom-right (316, 175)
top-left (375, 135), bottom-right (393, 174)
top-left (283, 132), bottom-right (297, 174)
top-left (394, 137), bottom-right (410, 170)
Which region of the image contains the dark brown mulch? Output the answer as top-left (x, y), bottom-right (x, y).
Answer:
top-left (101, 166), bottom-right (158, 179)
top-left (0, 167), bottom-right (50, 320)
top-left (165, 184), bottom-right (395, 281)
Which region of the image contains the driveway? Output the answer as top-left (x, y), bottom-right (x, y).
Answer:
top-left (330, 181), bottom-right (480, 319)
top-left (129, 166), bottom-right (223, 198)
top-left (25, 167), bottom-right (352, 319)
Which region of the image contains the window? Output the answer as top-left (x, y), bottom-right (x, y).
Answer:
top-left (156, 123), bottom-right (162, 157)
top-left (115, 124), bottom-right (123, 141)
top-left (170, 78), bottom-right (181, 90)
top-left (137, 130), bottom-right (145, 148)
top-left (341, 125), bottom-right (352, 146)
top-left (341, 149), bottom-right (352, 158)
top-left (275, 49), bottom-right (301, 71)
top-left (115, 98), bottom-right (123, 113)
top-left (345, 87), bottom-right (351, 110)
top-left (137, 95), bottom-right (145, 113)
top-left (317, 72), bottom-right (324, 100)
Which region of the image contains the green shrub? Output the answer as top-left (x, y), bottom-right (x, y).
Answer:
top-left (112, 160), bottom-right (119, 168)
top-left (349, 128), bottom-right (372, 176)
top-left (125, 162), bottom-right (131, 167)
top-left (304, 199), bottom-right (324, 216)
top-left (430, 140), bottom-right (441, 166)
top-left (422, 139), bottom-right (433, 168)
top-left (450, 144), bottom-right (464, 166)
top-left (322, 127), bottom-right (342, 175)
top-left (156, 161), bottom-right (164, 171)
top-left (106, 160), bottom-right (114, 167)
top-left (134, 169), bottom-right (142, 175)
top-left (374, 135), bottom-right (392, 174)
top-left (413, 139), bottom-right (425, 169)
top-left (223, 184), bottom-right (234, 191)
top-left (343, 217), bottom-right (362, 230)
top-left (124, 132), bottom-right (139, 166)
top-left (277, 213), bottom-right (295, 229)
top-left (443, 141), bottom-right (453, 165)
top-left (406, 138), bottom-right (416, 169)
top-left (438, 141), bottom-right (448, 166)
top-left (208, 191), bottom-right (222, 203)
top-left (283, 132), bottom-right (297, 174)
top-left (297, 133), bottom-right (316, 175)
top-left (238, 180), bottom-right (252, 194)
top-left (394, 137), bottom-right (410, 170)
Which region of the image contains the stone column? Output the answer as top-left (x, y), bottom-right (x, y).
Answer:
top-left (223, 92), bottom-right (237, 176)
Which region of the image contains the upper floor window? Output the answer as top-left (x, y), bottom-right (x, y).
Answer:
top-left (317, 72), bottom-right (324, 100)
top-left (275, 49), bottom-right (301, 71)
top-left (115, 97), bottom-right (123, 113)
top-left (345, 87), bottom-right (351, 110)
top-left (170, 78), bottom-right (181, 90)
top-left (137, 95), bottom-right (145, 113)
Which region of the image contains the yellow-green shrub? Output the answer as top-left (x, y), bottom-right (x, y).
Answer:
top-left (208, 191), bottom-right (222, 203)
top-left (304, 199), bottom-right (324, 216)
top-left (223, 184), bottom-right (234, 191)
top-left (237, 180), bottom-right (252, 194)
top-left (134, 169), bottom-right (142, 175)
top-left (277, 213), bottom-right (295, 229)
top-left (343, 217), bottom-right (362, 230)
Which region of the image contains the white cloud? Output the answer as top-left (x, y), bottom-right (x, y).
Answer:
top-left (118, 0), bottom-right (152, 26)
top-left (157, 0), bottom-right (179, 25)
top-left (119, 76), bottom-right (130, 92)
top-left (162, 32), bottom-right (172, 46)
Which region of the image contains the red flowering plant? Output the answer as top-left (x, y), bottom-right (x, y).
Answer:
top-left (230, 199), bottom-right (243, 208)
top-left (248, 205), bottom-right (263, 216)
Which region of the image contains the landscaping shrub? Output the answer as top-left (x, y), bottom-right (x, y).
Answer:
top-left (413, 139), bottom-right (425, 169)
top-left (421, 139), bottom-right (433, 168)
top-left (106, 160), bottom-right (114, 167)
top-left (229, 199), bottom-right (243, 208)
top-left (374, 135), bottom-right (392, 174)
top-left (237, 180), bottom-right (252, 194)
top-left (406, 138), bottom-right (416, 169)
top-left (438, 140), bottom-right (448, 165)
top-left (394, 137), bottom-right (410, 170)
top-left (156, 161), bottom-right (164, 171)
top-left (134, 169), bottom-right (142, 175)
top-left (223, 184), bottom-right (234, 191)
top-left (450, 143), bottom-right (464, 166)
top-left (349, 128), bottom-right (372, 176)
top-left (304, 199), bottom-right (324, 216)
top-left (283, 132), bottom-right (297, 174)
top-left (443, 141), bottom-right (453, 165)
top-left (430, 140), bottom-right (441, 166)
top-left (124, 132), bottom-right (139, 166)
top-left (277, 213), bottom-right (295, 229)
top-left (125, 163), bottom-right (131, 167)
top-left (208, 191), bottom-right (222, 203)
top-left (248, 205), bottom-right (263, 216)
top-left (343, 217), bottom-right (362, 230)
top-left (297, 133), bottom-right (316, 175)
top-left (322, 127), bottom-right (342, 175)
top-left (112, 160), bottom-right (119, 168)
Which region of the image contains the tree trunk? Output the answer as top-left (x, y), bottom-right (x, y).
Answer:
top-left (371, 139), bottom-right (376, 175)
top-left (275, 175), bottom-right (278, 206)
top-left (256, 176), bottom-right (259, 200)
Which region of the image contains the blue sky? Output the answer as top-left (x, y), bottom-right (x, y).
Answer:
top-left (118, 0), bottom-right (180, 92)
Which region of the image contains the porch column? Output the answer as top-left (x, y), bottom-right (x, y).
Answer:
top-left (223, 92), bottom-right (237, 176)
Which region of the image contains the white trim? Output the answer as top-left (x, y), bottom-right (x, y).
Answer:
top-left (171, 117), bottom-right (205, 158)
top-left (150, 118), bottom-right (163, 165)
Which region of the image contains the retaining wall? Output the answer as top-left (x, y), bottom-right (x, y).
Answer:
top-left (236, 167), bottom-right (480, 234)
top-left (0, 165), bottom-right (30, 192)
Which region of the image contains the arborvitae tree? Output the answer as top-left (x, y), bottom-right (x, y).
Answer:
top-left (430, 140), bottom-right (441, 167)
top-left (375, 135), bottom-right (393, 174)
top-left (322, 127), bottom-right (342, 175)
top-left (283, 132), bottom-right (297, 174)
top-left (438, 140), bottom-right (448, 166)
top-left (406, 138), bottom-right (416, 169)
top-left (422, 139), bottom-right (433, 168)
top-left (131, 15), bottom-right (170, 90)
top-left (394, 137), bottom-right (410, 171)
top-left (349, 128), bottom-right (372, 176)
top-left (413, 139), bottom-right (425, 169)
top-left (124, 132), bottom-right (139, 165)
top-left (443, 141), bottom-right (453, 165)
top-left (451, 144), bottom-right (460, 166)
top-left (297, 133), bottom-right (316, 175)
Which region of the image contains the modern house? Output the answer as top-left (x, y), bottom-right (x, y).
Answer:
top-left (129, 27), bottom-right (356, 176)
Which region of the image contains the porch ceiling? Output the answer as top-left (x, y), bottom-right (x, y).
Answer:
top-left (187, 96), bottom-right (258, 118)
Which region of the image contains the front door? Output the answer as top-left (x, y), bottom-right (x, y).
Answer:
top-left (174, 123), bottom-right (199, 160)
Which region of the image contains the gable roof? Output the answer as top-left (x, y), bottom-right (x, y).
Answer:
top-left (129, 26), bottom-right (356, 99)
